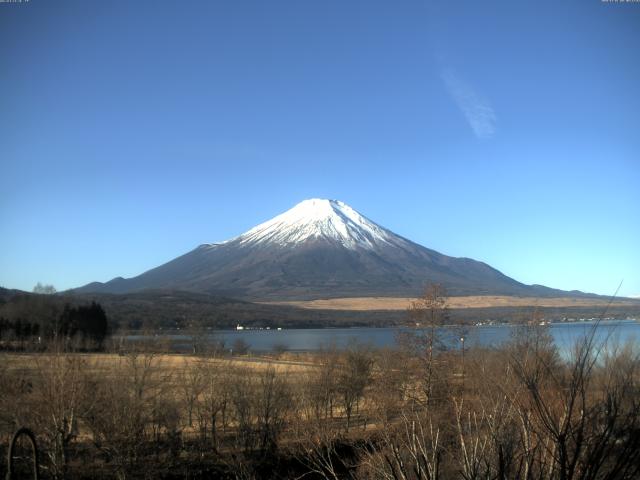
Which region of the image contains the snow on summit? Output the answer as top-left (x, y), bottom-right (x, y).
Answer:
top-left (231, 199), bottom-right (406, 250)
top-left (78, 198), bottom-right (555, 298)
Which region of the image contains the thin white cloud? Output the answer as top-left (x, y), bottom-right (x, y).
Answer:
top-left (441, 68), bottom-right (496, 139)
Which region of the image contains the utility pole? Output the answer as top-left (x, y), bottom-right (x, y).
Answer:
top-left (460, 336), bottom-right (465, 395)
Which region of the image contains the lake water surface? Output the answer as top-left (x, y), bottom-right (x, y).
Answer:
top-left (130, 320), bottom-right (640, 354)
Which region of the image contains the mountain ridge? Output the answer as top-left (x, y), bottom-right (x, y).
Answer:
top-left (75, 199), bottom-right (601, 300)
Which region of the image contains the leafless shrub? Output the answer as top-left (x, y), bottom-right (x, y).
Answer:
top-left (369, 348), bottom-right (411, 427)
top-left (228, 366), bottom-right (292, 455)
top-left (338, 342), bottom-right (374, 431)
top-left (302, 345), bottom-right (340, 423)
top-left (194, 359), bottom-right (233, 451)
top-left (504, 321), bottom-right (640, 480)
top-left (232, 338), bottom-right (250, 356)
top-left (26, 344), bottom-right (94, 479)
top-left (272, 342), bottom-right (289, 357)
top-left (360, 407), bottom-right (443, 480)
top-left (293, 414), bottom-right (358, 480)
top-left (83, 350), bottom-right (173, 479)
top-left (177, 358), bottom-right (205, 428)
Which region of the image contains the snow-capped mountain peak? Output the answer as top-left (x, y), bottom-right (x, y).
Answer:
top-left (76, 198), bottom-right (556, 299)
top-left (232, 198), bottom-right (404, 250)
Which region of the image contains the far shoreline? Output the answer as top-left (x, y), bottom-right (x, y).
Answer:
top-left (260, 295), bottom-right (640, 311)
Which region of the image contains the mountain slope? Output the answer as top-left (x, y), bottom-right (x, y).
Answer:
top-left (75, 199), bottom-right (581, 300)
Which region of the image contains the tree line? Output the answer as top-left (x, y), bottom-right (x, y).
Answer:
top-left (0, 292), bottom-right (109, 349)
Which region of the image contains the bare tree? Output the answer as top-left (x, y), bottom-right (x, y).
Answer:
top-left (304, 344), bottom-right (340, 423)
top-left (369, 347), bottom-right (411, 427)
top-left (402, 283), bottom-right (449, 406)
top-left (254, 366), bottom-right (292, 453)
top-left (507, 322), bottom-right (640, 480)
top-left (30, 345), bottom-right (94, 479)
top-left (337, 342), bottom-right (373, 431)
top-left (33, 282), bottom-right (57, 295)
top-left (229, 367), bottom-right (255, 453)
top-left (361, 407), bottom-right (443, 480)
top-left (83, 350), bottom-right (171, 479)
top-left (294, 414), bottom-right (358, 480)
top-left (228, 366), bottom-right (292, 456)
top-left (232, 338), bottom-right (250, 356)
top-left (177, 358), bottom-right (205, 428)
top-left (195, 359), bottom-right (233, 451)
top-left (185, 322), bottom-right (207, 355)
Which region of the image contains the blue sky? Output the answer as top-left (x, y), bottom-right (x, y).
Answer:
top-left (1, 0), bottom-right (639, 297)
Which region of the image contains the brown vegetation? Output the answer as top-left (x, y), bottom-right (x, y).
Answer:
top-left (0, 317), bottom-right (639, 479)
top-left (264, 296), bottom-right (640, 311)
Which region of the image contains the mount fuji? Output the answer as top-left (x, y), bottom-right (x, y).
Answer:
top-left (76, 199), bottom-right (575, 299)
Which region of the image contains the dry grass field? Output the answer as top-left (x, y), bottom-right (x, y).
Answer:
top-left (2, 331), bottom-right (640, 479)
top-left (0, 351), bottom-right (317, 376)
top-left (263, 295), bottom-right (638, 311)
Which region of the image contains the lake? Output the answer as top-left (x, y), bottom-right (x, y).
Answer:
top-left (128, 319), bottom-right (640, 354)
